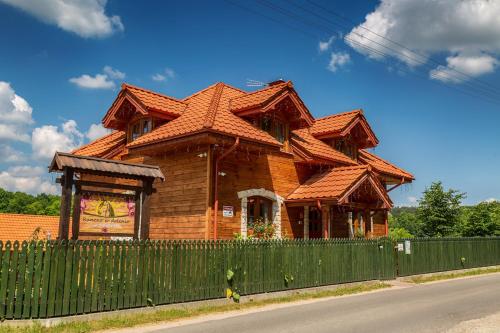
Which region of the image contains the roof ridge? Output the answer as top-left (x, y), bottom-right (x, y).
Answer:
top-left (315, 109), bottom-right (363, 121)
top-left (232, 80), bottom-right (290, 99)
top-left (122, 83), bottom-right (186, 104)
top-left (0, 212), bottom-right (59, 218)
top-left (182, 82), bottom-right (221, 101)
top-left (203, 83), bottom-right (225, 128)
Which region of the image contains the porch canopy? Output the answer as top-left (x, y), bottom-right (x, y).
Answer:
top-left (286, 165), bottom-right (392, 239)
top-left (49, 152), bottom-right (165, 240)
top-left (286, 165), bottom-right (392, 209)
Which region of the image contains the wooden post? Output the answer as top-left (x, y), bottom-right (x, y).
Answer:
top-left (134, 191), bottom-right (141, 239)
top-left (71, 184), bottom-right (81, 240)
top-left (369, 211), bottom-right (374, 239)
top-left (353, 210), bottom-right (359, 236)
top-left (58, 167), bottom-right (73, 240)
top-left (322, 204), bottom-right (329, 239)
top-left (348, 211), bottom-right (354, 238)
top-left (140, 179), bottom-right (154, 240)
top-left (303, 206), bottom-right (309, 239)
top-left (384, 210), bottom-right (389, 236)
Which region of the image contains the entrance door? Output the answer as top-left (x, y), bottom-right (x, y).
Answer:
top-left (309, 206), bottom-right (322, 239)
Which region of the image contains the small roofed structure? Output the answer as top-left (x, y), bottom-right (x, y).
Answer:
top-left (49, 152), bottom-right (165, 240)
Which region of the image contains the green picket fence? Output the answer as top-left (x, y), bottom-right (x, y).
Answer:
top-left (396, 237), bottom-right (500, 276)
top-left (0, 238), bottom-right (394, 319)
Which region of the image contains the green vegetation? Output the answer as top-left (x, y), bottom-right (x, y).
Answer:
top-left (390, 181), bottom-right (500, 238)
top-left (0, 188), bottom-right (60, 216)
top-left (408, 267), bottom-right (500, 284)
top-left (0, 283), bottom-right (389, 333)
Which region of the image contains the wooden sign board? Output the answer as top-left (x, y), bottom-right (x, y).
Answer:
top-left (79, 192), bottom-right (135, 236)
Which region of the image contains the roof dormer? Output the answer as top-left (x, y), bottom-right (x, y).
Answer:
top-left (102, 83), bottom-right (186, 131)
top-left (310, 109), bottom-right (378, 150)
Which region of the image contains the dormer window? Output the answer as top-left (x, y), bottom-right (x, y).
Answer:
top-left (259, 116), bottom-right (288, 145)
top-left (129, 117), bottom-right (153, 142)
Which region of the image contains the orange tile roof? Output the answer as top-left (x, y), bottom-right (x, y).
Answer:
top-left (291, 129), bottom-right (357, 166)
top-left (0, 213), bottom-right (61, 242)
top-left (128, 83), bottom-right (281, 148)
top-left (72, 130), bottom-right (126, 159)
top-left (123, 83), bottom-right (187, 116)
top-left (287, 165), bottom-right (368, 201)
top-left (229, 81), bottom-right (289, 112)
top-left (287, 165), bottom-right (392, 207)
top-left (310, 109), bottom-right (362, 136)
top-left (358, 149), bottom-right (414, 181)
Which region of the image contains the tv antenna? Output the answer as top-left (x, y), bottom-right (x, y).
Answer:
top-left (246, 79), bottom-right (267, 87)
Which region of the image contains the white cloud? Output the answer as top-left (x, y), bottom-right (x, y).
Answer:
top-left (69, 73), bottom-right (115, 89)
top-left (483, 198), bottom-right (498, 203)
top-left (0, 0), bottom-right (124, 38)
top-left (0, 81), bottom-right (34, 143)
top-left (32, 120), bottom-right (83, 159)
top-left (152, 67), bottom-right (176, 82)
top-left (327, 52), bottom-right (351, 72)
top-left (407, 196), bottom-right (417, 203)
top-left (0, 144), bottom-right (26, 163)
top-left (69, 66), bottom-right (125, 89)
top-left (86, 123), bottom-right (110, 141)
top-left (319, 36), bottom-right (335, 52)
top-left (152, 74), bottom-right (166, 82)
top-left (346, 0), bottom-right (500, 82)
top-left (103, 66), bottom-right (125, 80)
top-left (430, 54), bottom-right (498, 83)
top-left (0, 167), bottom-right (57, 194)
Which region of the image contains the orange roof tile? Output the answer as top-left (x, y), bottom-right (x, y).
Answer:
top-left (310, 109), bottom-right (361, 136)
top-left (358, 149), bottom-right (414, 181)
top-left (287, 165), bottom-right (392, 207)
top-left (72, 131), bottom-right (126, 159)
top-left (123, 83), bottom-right (187, 116)
top-left (229, 81), bottom-right (289, 111)
top-left (128, 83), bottom-right (281, 148)
top-left (287, 165), bottom-right (368, 201)
top-left (291, 129), bottom-right (357, 166)
top-left (310, 109), bottom-right (378, 147)
top-left (0, 213), bottom-right (61, 242)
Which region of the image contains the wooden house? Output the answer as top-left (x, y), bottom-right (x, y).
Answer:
top-left (73, 80), bottom-right (413, 240)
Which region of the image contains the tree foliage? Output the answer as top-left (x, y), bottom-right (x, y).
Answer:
top-left (390, 181), bottom-right (499, 238)
top-left (416, 181), bottom-right (466, 237)
top-left (0, 188), bottom-right (60, 216)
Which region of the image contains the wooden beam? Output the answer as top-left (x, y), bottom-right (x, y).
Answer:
top-left (71, 184), bottom-right (81, 240)
top-left (140, 179), bottom-right (154, 240)
top-left (134, 192), bottom-right (141, 239)
top-left (58, 167), bottom-right (73, 240)
top-left (322, 204), bottom-right (329, 239)
top-left (76, 180), bottom-right (144, 192)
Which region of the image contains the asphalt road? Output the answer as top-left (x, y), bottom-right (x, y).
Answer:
top-left (144, 273), bottom-right (500, 333)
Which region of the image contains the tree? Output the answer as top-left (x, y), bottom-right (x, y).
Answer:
top-left (416, 181), bottom-right (466, 237)
top-left (391, 211), bottom-right (423, 237)
top-left (462, 202), bottom-right (498, 237)
top-left (0, 188), bottom-right (60, 216)
top-left (389, 227), bottom-right (414, 240)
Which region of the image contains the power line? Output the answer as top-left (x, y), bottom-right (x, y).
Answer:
top-left (286, 0), bottom-right (500, 100)
top-left (306, 0), bottom-right (500, 96)
top-left (243, 0), bottom-right (500, 105)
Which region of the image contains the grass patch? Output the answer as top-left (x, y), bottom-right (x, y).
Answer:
top-left (0, 282), bottom-right (389, 333)
top-left (409, 267), bottom-right (500, 284)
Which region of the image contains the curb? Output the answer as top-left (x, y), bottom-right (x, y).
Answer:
top-left (0, 280), bottom-right (383, 328)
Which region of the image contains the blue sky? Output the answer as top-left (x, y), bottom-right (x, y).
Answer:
top-left (0, 0), bottom-right (499, 206)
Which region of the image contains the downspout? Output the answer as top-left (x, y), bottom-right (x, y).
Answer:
top-left (213, 137), bottom-right (240, 240)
